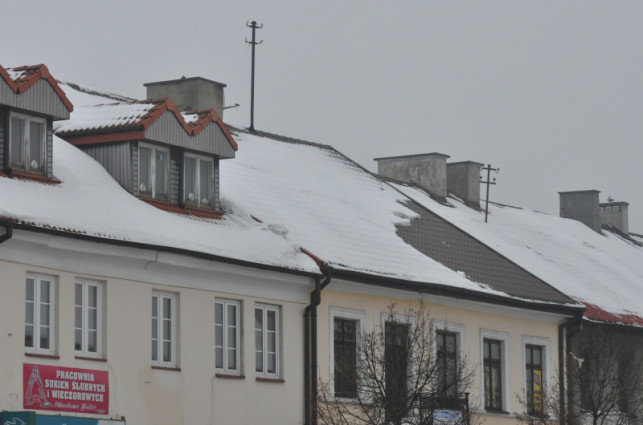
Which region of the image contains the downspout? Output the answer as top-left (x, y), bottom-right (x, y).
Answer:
top-left (558, 313), bottom-right (584, 425)
top-left (0, 225), bottom-right (13, 244)
top-left (304, 263), bottom-right (331, 425)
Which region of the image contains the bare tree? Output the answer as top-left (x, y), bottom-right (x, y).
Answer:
top-left (318, 302), bottom-right (476, 425)
top-left (567, 326), bottom-right (643, 425)
top-left (516, 326), bottom-right (643, 425)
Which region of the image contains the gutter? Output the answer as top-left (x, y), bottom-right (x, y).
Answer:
top-left (331, 268), bottom-right (585, 317)
top-left (304, 264), bottom-right (331, 425)
top-left (0, 220), bottom-right (319, 279)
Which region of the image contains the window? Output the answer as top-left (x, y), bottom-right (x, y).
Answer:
top-left (613, 205), bottom-right (620, 212)
top-left (10, 113), bottom-right (46, 173)
top-left (255, 304), bottom-right (280, 378)
top-left (606, 206), bottom-right (612, 212)
top-left (436, 330), bottom-right (458, 398)
top-left (184, 154), bottom-right (214, 208)
top-left (25, 274), bottom-right (55, 354)
top-left (215, 299), bottom-right (240, 374)
top-left (74, 279), bottom-right (103, 357)
top-left (138, 144), bottom-right (169, 199)
top-left (330, 307), bottom-right (364, 398)
top-left (525, 344), bottom-right (544, 413)
top-left (385, 321), bottom-right (410, 421)
top-left (483, 339), bottom-right (503, 411)
top-left (334, 318), bottom-right (358, 398)
top-left (152, 292), bottom-right (176, 367)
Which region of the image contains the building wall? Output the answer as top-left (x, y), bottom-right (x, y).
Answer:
top-left (0, 231), bottom-right (311, 425)
top-left (317, 284), bottom-right (564, 424)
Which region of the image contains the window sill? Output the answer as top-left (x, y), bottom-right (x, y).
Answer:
top-left (75, 356), bottom-right (107, 362)
top-left (151, 365), bottom-right (181, 372)
top-left (216, 373), bottom-right (245, 379)
top-left (25, 352), bottom-right (60, 359)
top-left (256, 377), bottom-right (284, 384)
top-left (483, 409), bottom-right (511, 416)
top-left (3, 169), bottom-right (60, 184)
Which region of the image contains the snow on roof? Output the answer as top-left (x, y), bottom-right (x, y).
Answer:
top-left (0, 136), bottom-right (319, 274)
top-left (220, 128), bottom-right (511, 295)
top-left (394, 184), bottom-right (643, 325)
top-left (55, 101), bottom-right (160, 134)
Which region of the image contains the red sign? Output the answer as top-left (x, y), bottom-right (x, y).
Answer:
top-left (23, 364), bottom-right (109, 415)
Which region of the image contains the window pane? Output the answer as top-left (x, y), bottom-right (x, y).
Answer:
top-left (88, 330), bottom-right (97, 352)
top-left (255, 308), bottom-right (263, 330)
top-left (227, 327), bottom-right (236, 348)
top-left (163, 318), bottom-right (172, 340)
top-left (29, 120), bottom-right (44, 171)
top-left (25, 324), bottom-right (33, 348)
top-left (227, 347), bottom-right (236, 369)
top-left (215, 303), bottom-right (223, 325)
top-left (40, 326), bottom-right (50, 349)
top-left (184, 157), bottom-right (197, 203)
top-left (228, 305), bottom-right (236, 326)
top-left (40, 280), bottom-right (50, 303)
top-left (215, 347), bottom-right (223, 368)
top-left (491, 342), bottom-right (500, 360)
top-left (88, 285), bottom-right (98, 308)
top-left (256, 350), bottom-right (263, 372)
top-left (10, 117), bottom-right (25, 167)
top-left (255, 328), bottom-right (263, 351)
top-left (163, 341), bottom-right (172, 362)
top-left (199, 160), bottom-right (212, 205)
top-left (75, 304), bottom-right (82, 328)
top-left (139, 147), bottom-right (152, 194)
top-left (268, 353), bottom-right (276, 373)
top-left (88, 307), bottom-right (97, 330)
top-left (40, 303), bottom-right (50, 326)
top-left (533, 347), bottom-right (542, 366)
top-left (155, 150), bottom-right (167, 197)
top-left (75, 329), bottom-right (82, 351)
top-left (163, 297), bottom-right (172, 320)
top-left (267, 310), bottom-right (276, 331)
top-left (75, 283), bottom-right (82, 305)
top-left (152, 340), bottom-right (158, 361)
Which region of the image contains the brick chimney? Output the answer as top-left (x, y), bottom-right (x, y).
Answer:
top-left (600, 201), bottom-right (629, 234)
top-left (374, 153), bottom-right (450, 200)
top-left (559, 190), bottom-right (602, 232)
top-left (144, 76), bottom-right (226, 117)
top-left (447, 161), bottom-right (483, 208)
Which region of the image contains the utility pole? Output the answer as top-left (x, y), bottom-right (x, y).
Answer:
top-left (480, 164), bottom-right (499, 223)
top-left (245, 20), bottom-right (263, 132)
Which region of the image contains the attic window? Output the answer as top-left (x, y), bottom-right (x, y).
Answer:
top-left (9, 112), bottom-right (46, 174)
top-left (138, 143), bottom-right (169, 200)
top-left (184, 153), bottom-right (213, 208)
top-left (613, 206), bottom-right (620, 212)
top-left (606, 206), bottom-right (612, 213)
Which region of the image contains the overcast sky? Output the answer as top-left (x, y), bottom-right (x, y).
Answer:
top-left (4, 1), bottom-right (642, 232)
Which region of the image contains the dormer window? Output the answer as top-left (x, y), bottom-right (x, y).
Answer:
top-left (9, 112), bottom-right (46, 174)
top-left (184, 153), bottom-right (214, 208)
top-left (138, 143), bottom-right (169, 199)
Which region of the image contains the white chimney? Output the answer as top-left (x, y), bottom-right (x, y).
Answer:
top-left (374, 153), bottom-right (450, 200)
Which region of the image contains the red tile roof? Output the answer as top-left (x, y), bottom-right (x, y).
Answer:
top-left (0, 64), bottom-right (73, 112)
top-left (583, 302), bottom-right (643, 327)
top-left (57, 98), bottom-right (237, 151)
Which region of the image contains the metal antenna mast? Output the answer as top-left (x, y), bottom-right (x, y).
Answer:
top-left (480, 164), bottom-right (499, 223)
top-left (245, 20), bottom-right (263, 132)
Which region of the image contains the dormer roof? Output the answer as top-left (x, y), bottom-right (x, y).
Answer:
top-left (0, 64), bottom-right (73, 119)
top-left (55, 98), bottom-right (237, 158)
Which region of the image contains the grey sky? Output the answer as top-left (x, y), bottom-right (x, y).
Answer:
top-left (4, 1), bottom-right (642, 232)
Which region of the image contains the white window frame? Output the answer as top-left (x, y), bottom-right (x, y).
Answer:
top-left (138, 143), bottom-right (169, 199)
top-left (606, 206), bottom-right (612, 212)
top-left (613, 205), bottom-right (620, 212)
top-left (480, 329), bottom-right (510, 412)
top-left (74, 278), bottom-right (104, 358)
top-left (522, 335), bottom-right (551, 415)
top-left (215, 299), bottom-right (241, 375)
top-left (183, 153), bottom-right (215, 208)
top-left (255, 303), bottom-right (281, 379)
top-left (25, 273), bottom-right (56, 355)
top-left (9, 112), bottom-right (47, 174)
top-left (152, 291), bottom-right (177, 368)
top-left (329, 307), bottom-right (365, 399)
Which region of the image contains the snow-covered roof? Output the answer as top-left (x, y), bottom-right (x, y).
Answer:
top-left (0, 78), bottom-right (585, 313)
top-left (394, 183), bottom-right (643, 326)
top-left (0, 135), bottom-right (319, 275)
